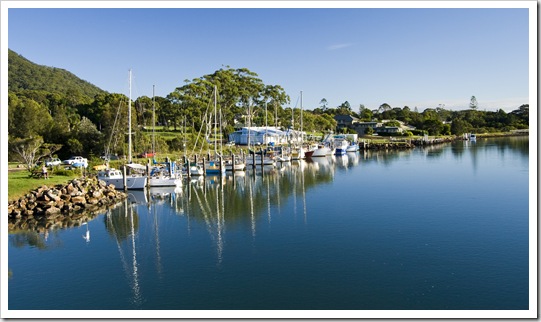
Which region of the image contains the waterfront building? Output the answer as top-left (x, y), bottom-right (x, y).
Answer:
top-left (228, 126), bottom-right (305, 146)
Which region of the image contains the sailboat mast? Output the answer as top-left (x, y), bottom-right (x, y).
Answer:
top-left (300, 90), bottom-right (303, 143)
top-left (214, 85), bottom-right (217, 155)
top-left (128, 69), bottom-right (133, 163)
top-left (247, 100), bottom-right (251, 148)
top-left (152, 85), bottom-right (156, 156)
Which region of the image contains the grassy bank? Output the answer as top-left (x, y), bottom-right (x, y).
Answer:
top-left (8, 169), bottom-right (80, 202)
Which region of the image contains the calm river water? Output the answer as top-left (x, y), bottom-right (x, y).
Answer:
top-left (6, 137), bottom-right (531, 317)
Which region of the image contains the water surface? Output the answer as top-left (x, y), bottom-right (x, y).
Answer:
top-left (7, 137), bottom-right (530, 313)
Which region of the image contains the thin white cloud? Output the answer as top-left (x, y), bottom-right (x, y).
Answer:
top-left (327, 43), bottom-right (353, 51)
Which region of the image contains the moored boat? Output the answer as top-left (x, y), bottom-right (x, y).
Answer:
top-left (225, 159), bottom-right (246, 171)
top-left (333, 137), bottom-right (349, 155)
top-left (346, 142), bottom-right (359, 152)
top-left (149, 166), bottom-right (182, 187)
top-left (310, 144), bottom-right (331, 157)
top-left (189, 164), bottom-right (204, 176)
top-left (98, 167), bottom-right (147, 190)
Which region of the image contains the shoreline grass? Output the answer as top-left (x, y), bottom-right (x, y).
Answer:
top-left (8, 169), bottom-right (79, 202)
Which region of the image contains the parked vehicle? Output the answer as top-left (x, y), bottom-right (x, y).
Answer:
top-left (62, 156), bottom-right (88, 168)
top-left (44, 157), bottom-right (62, 167)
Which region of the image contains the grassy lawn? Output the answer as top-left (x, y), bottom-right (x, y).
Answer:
top-left (8, 169), bottom-right (80, 202)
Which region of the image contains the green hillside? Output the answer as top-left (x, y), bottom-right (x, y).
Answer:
top-left (8, 49), bottom-right (106, 98)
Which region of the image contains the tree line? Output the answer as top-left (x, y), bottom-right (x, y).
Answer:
top-left (313, 99), bottom-right (529, 136)
top-left (8, 49), bottom-right (529, 165)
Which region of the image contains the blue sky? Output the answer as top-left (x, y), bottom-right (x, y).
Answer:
top-left (4, 2), bottom-right (534, 112)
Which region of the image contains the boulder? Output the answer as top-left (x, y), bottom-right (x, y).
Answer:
top-left (71, 195), bottom-right (86, 204)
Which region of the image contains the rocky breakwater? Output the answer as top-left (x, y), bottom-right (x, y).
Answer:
top-left (8, 177), bottom-right (127, 231)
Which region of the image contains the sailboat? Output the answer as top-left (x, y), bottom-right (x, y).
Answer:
top-left (98, 70), bottom-right (147, 190)
top-left (205, 86), bottom-right (225, 175)
top-left (290, 91), bottom-right (306, 160)
top-left (148, 85), bottom-right (182, 187)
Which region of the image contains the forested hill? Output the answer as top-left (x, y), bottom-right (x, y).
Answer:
top-left (8, 49), bottom-right (106, 98)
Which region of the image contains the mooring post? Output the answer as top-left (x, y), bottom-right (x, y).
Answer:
top-left (202, 157), bottom-right (206, 176)
top-left (219, 156), bottom-right (223, 176)
top-left (123, 165), bottom-right (127, 191)
top-left (146, 160), bottom-right (151, 187)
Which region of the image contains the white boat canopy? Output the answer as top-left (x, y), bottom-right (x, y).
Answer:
top-left (126, 163), bottom-right (147, 170)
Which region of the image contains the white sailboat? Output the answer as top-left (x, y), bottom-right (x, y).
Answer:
top-left (290, 91), bottom-right (306, 160)
top-left (98, 70), bottom-right (147, 190)
top-left (205, 86), bottom-right (225, 175)
top-left (148, 85), bottom-right (182, 187)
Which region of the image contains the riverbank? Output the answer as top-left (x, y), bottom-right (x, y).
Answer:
top-left (358, 130), bottom-right (528, 150)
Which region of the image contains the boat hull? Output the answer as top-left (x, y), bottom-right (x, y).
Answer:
top-left (225, 163), bottom-right (246, 171)
top-left (334, 148), bottom-right (347, 155)
top-left (100, 176), bottom-right (147, 190)
top-left (189, 166), bottom-right (204, 176)
top-left (149, 177), bottom-right (182, 187)
top-left (311, 147), bottom-right (330, 157)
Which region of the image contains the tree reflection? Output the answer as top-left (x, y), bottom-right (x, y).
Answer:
top-left (9, 230), bottom-right (48, 250)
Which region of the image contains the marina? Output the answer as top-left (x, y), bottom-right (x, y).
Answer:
top-left (7, 137), bottom-right (530, 314)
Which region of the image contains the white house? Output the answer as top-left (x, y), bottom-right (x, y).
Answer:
top-left (228, 127), bottom-right (305, 146)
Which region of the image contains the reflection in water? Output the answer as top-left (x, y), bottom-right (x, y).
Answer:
top-left (82, 222), bottom-right (90, 243)
top-left (7, 136), bottom-right (529, 311)
top-left (9, 230), bottom-right (49, 250)
top-left (105, 199), bottom-right (143, 307)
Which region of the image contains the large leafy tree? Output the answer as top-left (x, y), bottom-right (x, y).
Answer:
top-left (8, 96), bottom-right (53, 139)
top-left (168, 66), bottom-right (289, 137)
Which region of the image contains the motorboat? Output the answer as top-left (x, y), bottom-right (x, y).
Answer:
top-left (225, 159), bottom-right (246, 171)
top-left (310, 144), bottom-right (331, 157)
top-left (333, 138), bottom-right (349, 155)
top-left (346, 142), bottom-right (359, 152)
top-left (189, 164), bottom-right (204, 176)
top-left (97, 167), bottom-right (147, 190)
top-left (205, 159), bottom-right (226, 175)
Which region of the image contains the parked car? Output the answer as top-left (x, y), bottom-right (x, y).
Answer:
top-left (62, 156), bottom-right (88, 168)
top-left (44, 157), bottom-right (62, 167)
top-left (138, 152), bottom-right (156, 158)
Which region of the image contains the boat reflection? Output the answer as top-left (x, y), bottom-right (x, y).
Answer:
top-left (104, 199), bottom-right (142, 307)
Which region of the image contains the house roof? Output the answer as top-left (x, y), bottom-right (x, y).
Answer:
top-left (334, 114), bottom-right (359, 122)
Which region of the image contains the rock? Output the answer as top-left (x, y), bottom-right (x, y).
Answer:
top-left (91, 190), bottom-right (103, 199)
top-left (46, 190), bottom-right (61, 202)
top-left (71, 196), bottom-right (86, 204)
top-left (45, 206), bottom-right (61, 217)
top-left (66, 183), bottom-right (77, 195)
top-left (8, 176), bottom-right (130, 231)
top-left (87, 198), bottom-right (99, 205)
